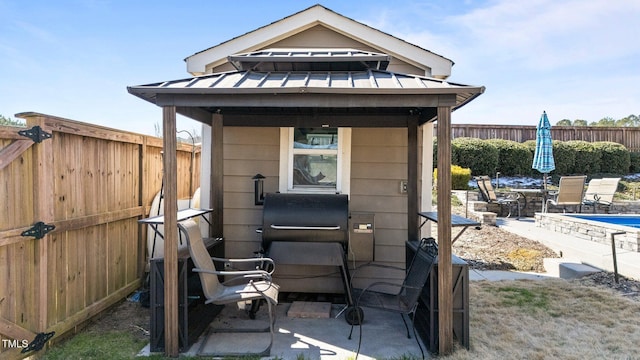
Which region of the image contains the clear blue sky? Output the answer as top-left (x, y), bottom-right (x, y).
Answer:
top-left (1, 0), bottom-right (638, 136)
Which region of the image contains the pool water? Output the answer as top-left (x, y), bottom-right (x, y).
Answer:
top-left (566, 215), bottom-right (640, 229)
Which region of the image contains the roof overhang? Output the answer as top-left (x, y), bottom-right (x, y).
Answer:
top-left (128, 69), bottom-right (484, 126)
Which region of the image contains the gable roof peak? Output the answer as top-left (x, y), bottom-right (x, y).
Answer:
top-left (185, 4), bottom-right (453, 79)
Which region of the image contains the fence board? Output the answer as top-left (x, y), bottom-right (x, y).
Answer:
top-left (443, 124), bottom-right (640, 152)
top-left (0, 112), bottom-right (200, 358)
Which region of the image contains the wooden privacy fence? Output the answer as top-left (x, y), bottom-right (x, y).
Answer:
top-left (0, 112), bottom-right (200, 359)
top-left (439, 124), bottom-right (640, 152)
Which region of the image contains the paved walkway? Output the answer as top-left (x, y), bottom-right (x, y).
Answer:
top-left (496, 217), bottom-right (640, 281)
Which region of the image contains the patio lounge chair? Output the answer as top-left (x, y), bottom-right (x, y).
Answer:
top-left (474, 175), bottom-right (521, 218)
top-left (582, 177), bottom-right (620, 213)
top-left (544, 175), bottom-right (587, 213)
top-left (179, 218), bottom-right (279, 357)
top-left (346, 237), bottom-right (438, 360)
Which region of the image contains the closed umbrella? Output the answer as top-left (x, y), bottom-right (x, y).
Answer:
top-left (532, 111), bottom-right (555, 189)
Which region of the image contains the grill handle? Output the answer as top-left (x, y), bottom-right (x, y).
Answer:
top-left (269, 225), bottom-right (341, 231)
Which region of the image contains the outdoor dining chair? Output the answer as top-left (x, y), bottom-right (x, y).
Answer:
top-left (345, 237), bottom-right (438, 360)
top-left (545, 175), bottom-right (587, 213)
top-left (179, 218), bottom-right (280, 357)
top-left (582, 177), bottom-right (620, 213)
top-left (474, 175), bottom-right (521, 218)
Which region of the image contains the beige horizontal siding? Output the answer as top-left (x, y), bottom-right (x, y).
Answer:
top-left (221, 126), bottom-right (424, 294)
top-left (222, 127), bottom-right (279, 260)
top-left (351, 128), bottom-right (409, 271)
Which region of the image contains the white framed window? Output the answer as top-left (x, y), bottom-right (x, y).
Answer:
top-left (279, 127), bottom-right (351, 194)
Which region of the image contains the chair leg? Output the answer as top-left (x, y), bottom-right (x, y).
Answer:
top-left (265, 299), bottom-right (275, 355)
top-left (198, 297), bottom-right (275, 357)
top-left (400, 313), bottom-right (411, 339)
top-left (410, 312), bottom-right (425, 360)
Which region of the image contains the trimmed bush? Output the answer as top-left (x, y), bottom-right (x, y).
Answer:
top-left (434, 164), bottom-right (472, 190)
top-left (452, 137), bottom-right (499, 176)
top-left (630, 152), bottom-right (640, 173)
top-left (486, 138), bottom-right (533, 176)
top-left (565, 140), bottom-right (600, 174)
top-left (551, 140), bottom-right (575, 175)
top-left (593, 141), bottom-right (630, 174)
top-left (433, 137), bottom-right (438, 168)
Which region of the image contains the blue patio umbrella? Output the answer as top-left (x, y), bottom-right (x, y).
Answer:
top-left (532, 111), bottom-right (555, 189)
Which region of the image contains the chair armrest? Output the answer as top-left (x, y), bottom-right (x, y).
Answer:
top-left (356, 281), bottom-right (422, 301)
top-left (360, 281), bottom-right (421, 294)
top-left (210, 257), bottom-right (276, 274)
top-left (349, 263), bottom-right (405, 283)
top-left (192, 267), bottom-right (273, 284)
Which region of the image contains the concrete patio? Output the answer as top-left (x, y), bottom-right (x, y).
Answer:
top-left (139, 301), bottom-right (429, 359)
top-left (136, 216), bottom-right (640, 360)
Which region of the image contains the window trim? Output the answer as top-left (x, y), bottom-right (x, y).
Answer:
top-left (279, 127), bottom-right (351, 195)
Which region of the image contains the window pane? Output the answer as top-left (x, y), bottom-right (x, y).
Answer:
top-left (294, 128), bottom-right (338, 149)
top-left (293, 154), bottom-right (337, 187)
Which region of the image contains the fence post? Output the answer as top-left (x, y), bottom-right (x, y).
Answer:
top-left (28, 114), bottom-right (55, 332)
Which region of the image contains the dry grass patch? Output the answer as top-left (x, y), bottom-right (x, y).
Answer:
top-left (440, 279), bottom-right (640, 360)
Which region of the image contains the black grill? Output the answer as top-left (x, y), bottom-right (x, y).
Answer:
top-left (259, 193), bottom-right (354, 305)
top-left (261, 193), bottom-right (349, 249)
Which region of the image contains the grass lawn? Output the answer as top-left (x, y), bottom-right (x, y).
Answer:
top-left (40, 278), bottom-right (640, 360)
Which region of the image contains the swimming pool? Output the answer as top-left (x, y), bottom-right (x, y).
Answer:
top-left (536, 213), bottom-right (640, 252)
top-left (566, 215), bottom-right (640, 229)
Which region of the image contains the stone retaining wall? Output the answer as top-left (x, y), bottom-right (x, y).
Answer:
top-left (535, 213), bottom-right (640, 252)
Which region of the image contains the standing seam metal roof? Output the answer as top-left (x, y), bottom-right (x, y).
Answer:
top-left (148, 69), bottom-right (474, 93)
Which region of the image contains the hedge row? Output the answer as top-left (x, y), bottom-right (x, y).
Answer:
top-left (437, 137), bottom-right (633, 176)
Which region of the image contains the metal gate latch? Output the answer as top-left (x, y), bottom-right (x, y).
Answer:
top-left (18, 125), bottom-right (52, 143)
top-left (21, 331), bottom-right (55, 353)
top-left (21, 222), bottom-right (55, 239)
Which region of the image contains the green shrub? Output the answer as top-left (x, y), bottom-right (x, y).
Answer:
top-left (565, 140), bottom-right (600, 174)
top-left (629, 152), bottom-right (640, 173)
top-left (486, 138), bottom-right (533, 176)
top-left (551, 140), bottom-right (575, 175)
top-left (433, 137), bottom-right (438, 168)
top-left (593, 141), bottom-right (630, 174)
top-left (452, 137), bottom-right (498, 176)
top-left (433, 165), bottom-right (472, 190)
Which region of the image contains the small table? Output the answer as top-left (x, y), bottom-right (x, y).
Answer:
top-left (138, 208), bottom-right (213, 236)
top-left (418, 211), bottom-right (481, 244)
top-left (511, 188), bottom-right (549, 213)
top-left (139, 208), bottom-right (214, 258)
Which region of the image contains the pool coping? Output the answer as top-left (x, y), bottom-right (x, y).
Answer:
top-left (535, 213), bottom-right (640, 253)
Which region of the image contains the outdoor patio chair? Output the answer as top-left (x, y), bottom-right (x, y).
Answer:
top-left (582, 177), bottom-right (620, 213)
top-left (545, 175), bottom-right (587, 213)
top-left (345, 237), bottom-right (438, 360)
top-left (179, 218), bottom-right (279, 357)
top-left (474, 175), bottom-right (521, 218)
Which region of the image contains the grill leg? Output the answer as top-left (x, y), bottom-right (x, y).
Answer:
top-left (339, 255), bottom-right (354, 306)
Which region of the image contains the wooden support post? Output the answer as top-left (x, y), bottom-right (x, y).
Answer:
top-left (210, 113), bottom-right (224, 238)
top-left (436, 106), bottom-right (454, 354)
top-left (162, 106), bottom-right (179, 357)
top-left (407, 116), bottom-right (419, 242)
top-left (421, 123), bottom-right (435, 238)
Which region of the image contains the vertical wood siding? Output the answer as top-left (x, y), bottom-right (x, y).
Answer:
top-left (0, 113), bottom-right (200, 359)
top-left (445, 124), bottom-right (640, 152)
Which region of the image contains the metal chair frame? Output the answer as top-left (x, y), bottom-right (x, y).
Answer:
top-left (474, 175), bottom-right (521, 218)
top-left (179, 219), bottom-right (279, 357)
top-left (346, 237), bottom-right (438, 360)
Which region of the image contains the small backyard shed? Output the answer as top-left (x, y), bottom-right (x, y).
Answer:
top-left (128, 4), bottom-right (484, 356)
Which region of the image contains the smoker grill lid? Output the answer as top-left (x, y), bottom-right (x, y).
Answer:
top-left (261, 193), bottom-right (349, 247)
